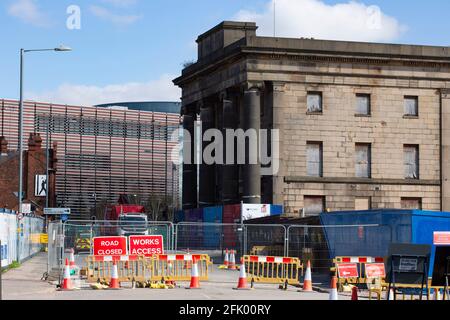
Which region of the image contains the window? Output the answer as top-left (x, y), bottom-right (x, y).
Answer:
top-left (355, 197), bottom-right (371, 210)
top-left (404, 96), bottom-right (418, 116)
top-left (404, 145), bottom-right (419, 179)
top-left (304, 196), bottom-right (325, 216)
top-left (356, 94), bottom-right (370, 115)
top-left (307, 92), bottom-right (322, 113)
top-left (401, 197), bottom-right (422, 210)
top-left (306, 142), bottom-right (323, 177)
top-left (355, 143), bottom-right (371, 178)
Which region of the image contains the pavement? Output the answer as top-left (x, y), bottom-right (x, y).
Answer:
top-left (1, 253), bottom-right (361, 300)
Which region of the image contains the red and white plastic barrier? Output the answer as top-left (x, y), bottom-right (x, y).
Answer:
top-left (248, 256), bottom-right (295, 264)
top-left (338, 257), bottom-right (384, 263)
top-left (93, 255), bottom-right (140, 262)
top-left (158, 254), bottom-right (203, 261)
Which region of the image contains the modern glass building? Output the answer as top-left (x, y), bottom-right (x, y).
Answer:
top-left (0, 99), bottom-right (182, 219)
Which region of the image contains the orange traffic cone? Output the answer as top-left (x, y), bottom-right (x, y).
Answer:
top-left (351, 286), bottom-right (359, 300)
top-left (329, 276), bottom-right (338, 300)
top-left (69, 248), bottom-right (76, 268)
top-left (228, 250), bottom-right (236, 270)
top-left (233, 260), bottom-right (251, 290)
top-left (59, 258), bottom-right (73, 291)
top-left (109, 262), bottom-right (120, 290)
top-left (186, 258), bottom-right (201, 289)
top-left (184, 248), bottom-right (192, 269)
top-left (302, 260), bottom-right (313, 292)
top-left (224, 249), bottom-right (229, 267)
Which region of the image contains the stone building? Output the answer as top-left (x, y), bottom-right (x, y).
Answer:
top-left (173, 21), bottom-right (450, 216)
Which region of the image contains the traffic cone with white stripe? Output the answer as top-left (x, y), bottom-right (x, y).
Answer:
top-left (59, 258), bottom-right (73, 291)
top-left (69, 248), bottom-right (76, 268)
top-left (224, 249), bottom-right (229, 266)
top-left (351, 286), bottom-right (359, 300)
top-left (388, 288), bottom-right (395, 300)
top-left (302, 260), bottom-right (313, 292)
top-left (329, 276), bottom-right (338, 300)
top-left (234, 259), bottom-right (251, 290)
top-left (228, 250), bottom-right (236, 270)
top-left (434, 289), bottom-right (442, 300)
top-left (108, 262), bottom-right (120, 290)
top-left (186, 258), bottom-right (201, 289)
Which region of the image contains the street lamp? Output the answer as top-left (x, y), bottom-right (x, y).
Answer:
top-left (18, 45), bottom-right (72, 222)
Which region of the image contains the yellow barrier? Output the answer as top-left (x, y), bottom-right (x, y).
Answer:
top-left (85, 255), bottom-right (149, 284)
top-left (243, 255), bottom-right (302, 289)
top-left (331, 256), bottom-right (385, 290)
top-left (148, 254), bottom-right (212, 282)
top-left (40, 233), bottom-right (48, 244)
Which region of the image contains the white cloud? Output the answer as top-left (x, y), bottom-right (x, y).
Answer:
top-left (234, 0), bottom-right (406, 42)
top-left (27, 74), bottom-right (181, 106)
top-left (100, 0), bottom-right (138, 7)
top-left (7, 0), bottom-right (50, 27)
top-left (90, 5), bottom-right (142, 26)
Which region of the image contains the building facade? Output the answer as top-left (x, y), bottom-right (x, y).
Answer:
top-left (0, 99), bottom-right (181, 219)
top-left (174, 21), bottom-right (450, 216)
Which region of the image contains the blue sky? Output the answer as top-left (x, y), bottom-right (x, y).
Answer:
top-left (0, 0), bottom-right (449, 106)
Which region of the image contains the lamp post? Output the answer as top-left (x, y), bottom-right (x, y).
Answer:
top-left (18, 45), bottom-right (72, 219)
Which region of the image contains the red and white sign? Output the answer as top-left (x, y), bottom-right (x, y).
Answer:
top-left (93, 236), bottom-right (127, 256)
top-left (128, 235), bottom-right (164, 256)
top-left (433, 232), bottom-right (450, 245)
top-left (337, 263), bottom-right (359, 278)
top-left (365, 263), bottom-right (386, 278)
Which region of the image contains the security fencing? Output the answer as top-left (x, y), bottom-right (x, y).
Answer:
top-left (0, 210), bottom-right (45, 269)
top-left (47, 220), bottom-right (392, 280)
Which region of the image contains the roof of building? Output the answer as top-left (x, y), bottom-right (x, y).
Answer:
top-left (95, 101), bottom-right (181, 114)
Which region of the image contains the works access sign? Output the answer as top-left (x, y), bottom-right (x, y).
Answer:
top-left (336, 263), bottom-right (359, 278)
top-left (129, 235), bottom-right (164, 256)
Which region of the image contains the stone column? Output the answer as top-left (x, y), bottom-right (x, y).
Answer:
top-left (222, 93), bottom-right (239, 204)
top-left (182, 110), bottom-right (197, 209)
top-left (441, 89), bottom-right (450, 211)
top-left (242, 86), bottom-right (261, 204)
top-left (272, 82), bottom-right (287, 206)
top-left (199, 103), bottom-right (216, 207)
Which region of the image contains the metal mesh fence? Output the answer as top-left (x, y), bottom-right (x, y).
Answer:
top-left (244, 224), bottom-right (286, 257)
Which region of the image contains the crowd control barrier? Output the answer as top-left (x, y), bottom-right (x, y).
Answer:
top-left (86, 255), bottom-right (150, 285)
top-left (243, 255), bottom-right (303, 289)
top-left (148, 254), bottom-right (212, 282)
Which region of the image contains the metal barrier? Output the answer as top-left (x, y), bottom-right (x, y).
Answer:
top-left (149, 254), bottom-right (212, 282)
top-left (331, 256), bottom-right (385, 289)
top-left (243, 255), bottom-right (302, 289)
top-left (86, 255), bottom-right (150, 284)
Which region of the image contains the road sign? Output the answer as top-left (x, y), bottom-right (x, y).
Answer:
top-left (21, 203), bottom-right (31, 214)
top-left (434, 232), bottom-right (450, 246)
top-left (93, 236), bottom-right (127, 256)
top-left (365, 263), bottom-right (386, 278)
top-left (44, 208), bottom-right (71, 215)
top-left (337, 263), bottom-right (359, 278)
top-left (17, 213), bottom-right (24, 220)
top-left (35, 175), bottom-right (47, 197)
top-left (128, 235), bottom-right (164, 256)
top-left (399, 258), bottom-right (418, 272)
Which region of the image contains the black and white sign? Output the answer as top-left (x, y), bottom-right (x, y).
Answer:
top-left (35, 175), bottom-right (47, 197)
top-left (399, 258), bottom-right (418, 272)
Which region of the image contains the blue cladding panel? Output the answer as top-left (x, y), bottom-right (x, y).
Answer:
top-left (203, 207), bottom-right (223, 249)
top-left (270, 205), bottom-right (283, 216)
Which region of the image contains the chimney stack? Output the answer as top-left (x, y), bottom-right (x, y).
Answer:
top-left (0, 136), bottom-right (8, 156)
top-left (28, 133), bottom-right (43, 152)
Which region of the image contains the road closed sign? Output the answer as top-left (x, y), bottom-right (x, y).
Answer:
top-left (129, 235), bottom-right (164, 256)
top-left (93, 236), bottom-right (127, 256)
top-left (337, 263), bottom-right (359, 278)
top-left (365, 263), bottom-right (386, 278)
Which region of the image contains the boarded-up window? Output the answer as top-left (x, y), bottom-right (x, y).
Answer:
top-left (356, 94), bottom-right (370, 115)
top-left (355, 197), bottom-right (371, 210)
top-left (307, 92), bottom-right (322, 113)
top-left (401, 197), bottom-right (422, 210)
top-left (355, 143), bottom-right (371, 178)
top-left (307, 142), bottom-right (323, 177)
top-left (304, 196), bottom-right (325, 216)
top-left (404, 96), bottom-right (418, 116)
top-left (404, 145), bottom-right (419, 179)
